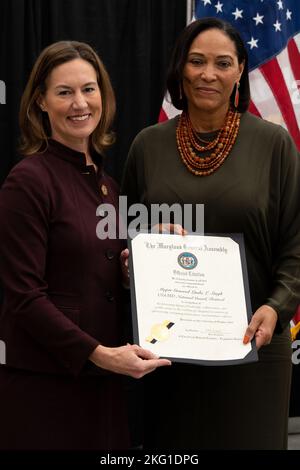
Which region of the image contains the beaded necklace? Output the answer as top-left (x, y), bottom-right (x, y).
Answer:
top-left (176, 107), bottom-right (241, 176)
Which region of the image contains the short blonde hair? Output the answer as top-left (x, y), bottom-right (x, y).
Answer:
top-left (19, 40), bottom-right (116, 155)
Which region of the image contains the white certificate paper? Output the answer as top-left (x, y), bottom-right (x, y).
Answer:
top-left (129, 233), bottom-right (257, 365)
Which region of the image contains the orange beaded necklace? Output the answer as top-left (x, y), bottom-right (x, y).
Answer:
top-left (176, 107), bottom-right (241, 176)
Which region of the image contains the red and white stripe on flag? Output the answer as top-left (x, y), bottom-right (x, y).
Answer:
top-left (248, 32), bottom-right (300, 150)
top-left (158, 92), bottom-right (180, 122)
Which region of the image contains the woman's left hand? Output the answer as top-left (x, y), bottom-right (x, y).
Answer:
top-left (243, 304), bottom-right (278, 350)
top-left (120, 248), bottom-right (130, 287)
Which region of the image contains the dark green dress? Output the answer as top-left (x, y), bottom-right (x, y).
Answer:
top-left (121, 112), bottom-right (300, 449)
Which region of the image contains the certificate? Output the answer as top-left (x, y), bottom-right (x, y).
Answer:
top-left (128, 233), bottom-right (257, 365)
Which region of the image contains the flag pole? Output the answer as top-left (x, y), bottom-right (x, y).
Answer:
top-left (186, 0), bottom-right (194, 23)
top-left (158, 0), bottom-right (195, 122)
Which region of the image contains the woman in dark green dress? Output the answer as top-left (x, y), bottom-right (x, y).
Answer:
top-left (121, 18), bottom-right (300, 449)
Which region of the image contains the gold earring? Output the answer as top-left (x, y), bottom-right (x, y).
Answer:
top-left (179, 83), bottom-right (182, 101)
top-left (234, 82), bottom-right (240, 108)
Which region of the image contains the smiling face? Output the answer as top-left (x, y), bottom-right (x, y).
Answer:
top-left (39, 58), bottom-right (102, 151)
top-left (182, 28), bottom-right (244, 118)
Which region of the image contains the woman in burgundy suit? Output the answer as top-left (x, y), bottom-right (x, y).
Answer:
top-left (0, 41), bottom-right (170, 450)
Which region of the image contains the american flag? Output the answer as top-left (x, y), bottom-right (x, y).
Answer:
top-left (160, 0), bottom-right (300, 151)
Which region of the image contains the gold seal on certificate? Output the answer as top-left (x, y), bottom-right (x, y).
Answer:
top-left (146, 320), bottom-right (175, 344)
top-left (129, 233), bottom-right (257, 366)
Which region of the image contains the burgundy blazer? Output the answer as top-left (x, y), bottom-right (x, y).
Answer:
top-left (0, 140), bottom-right (126, 376)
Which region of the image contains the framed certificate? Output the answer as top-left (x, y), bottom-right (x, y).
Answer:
top-left (128, 232), bottom-right (257, 366)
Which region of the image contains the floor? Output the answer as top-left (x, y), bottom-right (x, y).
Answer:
top-left (288, 417), bottom-right (300, 449)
